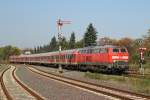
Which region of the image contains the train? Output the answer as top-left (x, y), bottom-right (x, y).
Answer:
top-left (9, 45), bottom-right (129, 73)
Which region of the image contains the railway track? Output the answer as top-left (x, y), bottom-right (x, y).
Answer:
top-left (125, 69), bottom-right (150, 79)
top-left (26, 65), bottom-right (150, 100)
top-left (0, 65), bottom-right (44, 100)
top-left (0, 65), bottom-right (11, 100)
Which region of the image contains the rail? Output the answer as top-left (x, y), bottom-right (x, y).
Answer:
top-left (27, 65), bottom-right (150, 100)
top-left (0, 66), bottom-right (12, 100)
top-left (12, 67), bottom-right (44, 100)
top-left (1, 65), bottom-right (44, 100)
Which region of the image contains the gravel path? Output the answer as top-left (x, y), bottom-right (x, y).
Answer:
top-left (15, 65), bottom-right (113, 100)
top-left (3, 66), bottom-right (35, 100)
top-left (0, 65), bottom-right (9, 100)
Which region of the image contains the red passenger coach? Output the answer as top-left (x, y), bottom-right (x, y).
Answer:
top-left (10, 45), bottom-right (129, 73)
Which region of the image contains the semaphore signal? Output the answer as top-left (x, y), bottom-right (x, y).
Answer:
top-left (57, 18), bottom-right (71, 73)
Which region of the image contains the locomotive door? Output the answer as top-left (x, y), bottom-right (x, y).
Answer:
top-left (86, 49), bottom-right (92, 63)
top-left (86, 56), bottom-right (92, 62)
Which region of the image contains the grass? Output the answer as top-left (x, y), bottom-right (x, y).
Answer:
top-left (85, 72), bottom-right (150, 95)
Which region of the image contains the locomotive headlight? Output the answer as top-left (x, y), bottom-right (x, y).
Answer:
top-left (121, 56), bottom-right (128, 59)
top-left (113, 60), bottom-right (127, 62)
top-left (112, 56), bottom-right (128, 59)
top-left (113, 60), bottom-right (116, 62)
top-left (112, 56), bottom-right (119, 59)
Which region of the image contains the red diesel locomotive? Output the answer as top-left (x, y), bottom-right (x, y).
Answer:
top-left (10, 45), bottom-right (129, 73)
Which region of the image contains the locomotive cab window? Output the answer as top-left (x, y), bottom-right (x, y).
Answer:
top-left (87, 49), bottom-right (92, 54)
top-left (113, 48), bottom-right (119, 52)
top-left (93, 49), bottom-right (99, 53)
top-left (99, 48), bottom-right (108, 53)
top-left (120, 48), bottom-right (126, 52)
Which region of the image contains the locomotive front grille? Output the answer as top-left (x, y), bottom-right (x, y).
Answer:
top-left (113, 60), bottom-right (128, 68)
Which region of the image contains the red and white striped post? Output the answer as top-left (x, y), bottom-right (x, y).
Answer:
top-left (138, 48), bottom-right (146, 76)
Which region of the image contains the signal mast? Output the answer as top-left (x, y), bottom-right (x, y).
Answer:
top-left (138, 47), bottom-right (146, 76)
top-left (57, 18), bottom-right (71, 73)
top-left (137, 39), bottom-right (147, 76)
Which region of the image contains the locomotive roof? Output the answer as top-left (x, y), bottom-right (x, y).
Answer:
top-left (77, 45), bottom-right (121, 50)
top-left (10, 45), bottom-right (123, 58)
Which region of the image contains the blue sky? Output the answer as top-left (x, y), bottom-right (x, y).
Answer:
top-left (0, 0), bottom-right (150, 48)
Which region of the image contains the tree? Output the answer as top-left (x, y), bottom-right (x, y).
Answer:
top-left (69, 32), bottom-right (76, 49)
top-left (0, 45), bottom-right (21, 61)
top-left (98, 37), bottom-right (117, 45)
top-left (143, 29), bottom-right (150, 57)
top-left (115, 38), bottom-right (133, 53)
top-left (60, 37), bottom-right (68, 50)
top-left (84, 23), bottom-right (97, 47)
top-left (33, 47), bottom-right (37, 54)
top-left (36, 46), bottom-right (40, 53)
top-left (49, 36), bottom-right (58, 51)
top-left (75, 39), bottom-right (84, 48)
top-left (144, 29), bottom-right (150, 49)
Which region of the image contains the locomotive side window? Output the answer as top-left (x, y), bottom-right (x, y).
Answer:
top-left (100, 48), bottom-right (108, 53)
top-left (93, 49), bottom-right (99, 53)
top-left (80, 50), bottom-right (84, 53)
top-left (87, 49), bottom-right (92, 54)
top-left (79, 50), bottom-right (82, 53)
top-left (113, 48), bottom-right (119, 52)
top-left (121, 48), bottom-right (126, 52)
top-left (70, 54), bottom-right (73, 59)
top-left (84, 50), bottom-right (87, 53)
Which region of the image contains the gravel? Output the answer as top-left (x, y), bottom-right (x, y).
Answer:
top-left (15, 65), bottom-right (112, 100)
top-left (3, 66), bottom-right (35, 100)
top-left (29, 65), bottom-right (132, 91)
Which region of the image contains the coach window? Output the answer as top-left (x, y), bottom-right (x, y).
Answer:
top-left (81, 50), bottom-right (84, 54)
top-left (64, 54), bottom-right (66, 59)
top-left (50, 56), bottom-right (52, 60)
top-left (53, 56), bottom-right (55, 60)
top-left (65, 54), bottom-right (67, 59)
top-left (113, 48), bottom-right (119, 53)
top-left (71, 54), bottom-right (74, 59)
top-left (79, 50), bottom-right (81, 53)
top-left (66, 55), bottom-right (68, 59)
top-left (79, 50), bottom-right (82, 53)
top-left (69, 54), bottom-right (71, 59)
top-left (81, 50), bottom-right (83, 53)
top-left (121, 48), bottom-right (126, 52)
top-left (87, 49), bottom-right (90, 54)
top-left (67, 54), bottom-right (69, 59)
top-left (89, 49), bottom-right (92, 53)
top-left (56, 55), bottom-right (58, 59)
top-left (85, 50), bottom-right (87, 53)
top-left (69, 54), bottom-right (72, 59)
